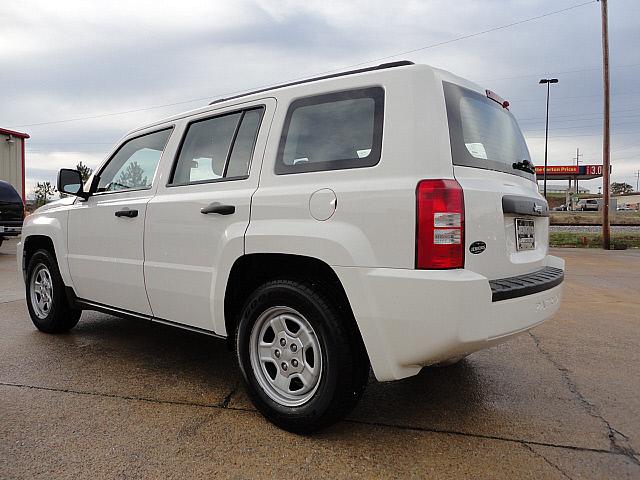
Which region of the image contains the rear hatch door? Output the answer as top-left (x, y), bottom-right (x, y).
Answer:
top-left (443, 82), bottom-right (548, 280)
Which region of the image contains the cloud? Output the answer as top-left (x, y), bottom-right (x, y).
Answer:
top-left (2, 0), bottom-right (639, 191)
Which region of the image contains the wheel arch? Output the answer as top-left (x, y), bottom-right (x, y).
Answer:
top-left (223, 253), bottom-right (368, 361)
top-left (22, 235), bottom-right (57, 281)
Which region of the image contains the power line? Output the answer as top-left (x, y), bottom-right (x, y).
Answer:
top-left (611, 144), bottom-right (640, 154)
top-left (518, 112), bottom-right (640, 125)
top-left (522, 120), bottom-right (640, 132)
top-left (510, 90), bottom-right (640, 103)
top-left (520, 116), bottom-right (640, 126)
top-left (525, 131), bottom-right (639, 139)
top-left (300, 1), bottom-right (598, 73)
top-left (12, 0), bottom-right (597, 129)
top-left (478, 62), bottom-right (640, 82)
top-left (515, 107), bottom-right (640, 121)
top-left (11, 97), bottom-right (214, 128)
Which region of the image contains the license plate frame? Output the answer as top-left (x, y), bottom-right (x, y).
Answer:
top-left (515, 218), bottom-right (535, 251)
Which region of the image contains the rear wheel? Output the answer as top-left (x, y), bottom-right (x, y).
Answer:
top-left (236, 279), bottom-right (369, 433)
top-left (26, 249), bottom-right (81, 333)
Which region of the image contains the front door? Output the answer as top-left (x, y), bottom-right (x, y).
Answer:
top-left (144, 100), bottom-right (274, 332)
top-left (67, 127), bottom-right (174, 314)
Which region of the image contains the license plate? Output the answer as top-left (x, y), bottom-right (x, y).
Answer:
top-left (515, 218), bottom-right (535, 251)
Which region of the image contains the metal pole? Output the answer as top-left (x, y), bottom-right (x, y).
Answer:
top-left (600, 0), bottom-right (611, 249)
top-left (543, 82), bottom-right (550, 199)
top-left (574, 147), bottom-right (582, 194)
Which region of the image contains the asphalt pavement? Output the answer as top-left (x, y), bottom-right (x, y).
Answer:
top-left (1, 237), bottom-right (639, 479)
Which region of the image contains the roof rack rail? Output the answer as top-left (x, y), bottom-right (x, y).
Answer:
top-left (209, 60), bottom-right (414, 105)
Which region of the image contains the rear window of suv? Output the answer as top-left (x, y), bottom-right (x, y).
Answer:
top-left (443, 82), bottom-right (535, 180)
top-left (276, 87), bottom-right (384, 174)
top-left (0, 181), bottom-right (22, 203)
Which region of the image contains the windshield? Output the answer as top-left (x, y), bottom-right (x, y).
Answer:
top-left (443, 82), bottom-right (535, 180)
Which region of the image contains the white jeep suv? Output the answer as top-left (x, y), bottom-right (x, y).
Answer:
top-left (19, 61), bottom-right (564, 432)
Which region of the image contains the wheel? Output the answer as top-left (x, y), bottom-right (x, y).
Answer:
top-left (236, 279), bottom-right (369, 433)
top-left (26, 249), bottom-right (81, 333)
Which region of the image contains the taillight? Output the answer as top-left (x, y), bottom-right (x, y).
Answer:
top-left (416, 179), bottom-right (465, 269)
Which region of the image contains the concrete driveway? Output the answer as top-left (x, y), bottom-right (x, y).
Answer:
top-left (1, 238), bottom-right (639, 479)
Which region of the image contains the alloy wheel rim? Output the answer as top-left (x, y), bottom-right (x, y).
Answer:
top-left (30, 264), bottom-right (53, 319)
top-left (249, 306), bottom-right (323, 407)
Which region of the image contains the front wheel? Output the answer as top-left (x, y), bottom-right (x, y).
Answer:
top-left (26, 249), bottom-right (81, 333)
top-left (236, 279), bottom-right (369, 433)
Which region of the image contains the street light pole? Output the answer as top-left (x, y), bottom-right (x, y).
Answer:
top-left (539, 78), bottom-right (558, 199)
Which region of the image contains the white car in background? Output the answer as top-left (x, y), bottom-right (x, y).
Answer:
top-left (577, 199), bottom-right (599, 211)
top-left (19, 61), bottom-right (564, 432)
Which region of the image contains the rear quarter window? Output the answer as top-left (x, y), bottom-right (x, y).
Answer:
top-left (275, 87), bottom-right (384, 174)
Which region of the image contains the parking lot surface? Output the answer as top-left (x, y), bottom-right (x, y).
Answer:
top-left (1, 238), bottom-right (639, 479)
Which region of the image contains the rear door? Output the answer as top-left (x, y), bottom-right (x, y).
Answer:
top-left (443, 82), bottom-right (548, 280)
top-left (144, 99), bottom-right (274, 332)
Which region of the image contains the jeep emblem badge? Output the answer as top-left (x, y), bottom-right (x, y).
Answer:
top-left (469, 241), bottom-right (486, 254)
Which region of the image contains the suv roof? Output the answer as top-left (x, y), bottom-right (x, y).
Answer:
top-left (208, 60), bottom-right (414, 106)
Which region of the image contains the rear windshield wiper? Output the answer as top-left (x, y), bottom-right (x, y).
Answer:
top-left (512, 159), bottom-right (535, 174)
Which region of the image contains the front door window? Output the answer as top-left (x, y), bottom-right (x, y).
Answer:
top-left (97, 128), bottom-right (172, 192)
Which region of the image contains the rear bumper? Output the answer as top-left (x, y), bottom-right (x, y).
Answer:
top-left (334, 255), bottom-right (565, 381)
top-left (490, 266), bottom-right (563, 301)
top-left (0, 223), bottom-right (22, 236)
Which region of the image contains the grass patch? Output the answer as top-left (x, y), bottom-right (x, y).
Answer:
top-left (550, 211), bottom-right (640, 225)
top-left (550, 232), bottom-right (640, 249)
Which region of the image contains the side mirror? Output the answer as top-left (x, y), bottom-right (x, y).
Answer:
top-left (57, 168), bottom-right (89, 199)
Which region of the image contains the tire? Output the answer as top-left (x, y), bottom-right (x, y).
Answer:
top-left (26, 249), bottom-right (81, 333)
top-left (236, 279), bottom-right (369, 433)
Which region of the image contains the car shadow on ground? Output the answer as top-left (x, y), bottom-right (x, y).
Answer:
top-left (34, 311), bottom-right (485, 430)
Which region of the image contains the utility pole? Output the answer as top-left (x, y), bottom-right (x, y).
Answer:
top-left (635, 170), bottom-right (639, 193)
top-left (599, 0), bottom-right (611, 249)
top-left (573, 147), bottom-right (583, 195)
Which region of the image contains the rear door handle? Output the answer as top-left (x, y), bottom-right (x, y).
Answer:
top-left (115, 208), bottom-right (138, 218)
top-left (201, 202), bottom-right (235, 215)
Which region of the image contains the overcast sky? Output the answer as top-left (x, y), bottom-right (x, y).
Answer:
top-left (1, 0), bottom-right (638, 196)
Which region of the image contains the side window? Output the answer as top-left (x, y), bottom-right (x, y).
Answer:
top-left (97, 128), bottom-right (172, 192)
top-left (170, 107), bottom-right (264, 185)
top-left (276, 87), bottom-right (384, 174)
